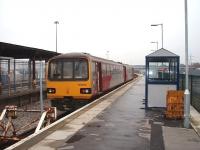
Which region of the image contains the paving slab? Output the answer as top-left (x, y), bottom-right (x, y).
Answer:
top-left (163, 126), bottom-right (200, 150)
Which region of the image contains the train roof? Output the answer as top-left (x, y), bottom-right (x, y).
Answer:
top-left (49, 52), bottom-right (123, 66)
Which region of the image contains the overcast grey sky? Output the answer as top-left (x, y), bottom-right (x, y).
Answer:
top-left (0, 0), bottom-right (199, 65)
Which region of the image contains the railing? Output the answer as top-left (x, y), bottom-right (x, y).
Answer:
top-left (0, 59), bottom-right (46, 96)
top-left (179, 74), bottom-right (200, 113)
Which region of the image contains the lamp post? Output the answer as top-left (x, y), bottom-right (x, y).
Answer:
top-left (151, 41), bottom-right (159, 50)
top-left (54, 21), bottom-right (59, 53)
top-left (106, 50), bottom-right (109, 59)
top-left (151, 24), bottom-right (163, 48)
top-left (184, 0), bottom-right (190, 129)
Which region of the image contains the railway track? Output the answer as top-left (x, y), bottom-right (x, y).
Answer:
top-left (0, 99), bottom-right (68, 149)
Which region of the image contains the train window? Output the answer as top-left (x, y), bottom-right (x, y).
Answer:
top-left (63, 61), bottom-right (73, 79)
top-left (74, 60), bottom-right (88, 79)
top-left (102, 64), bottom-right (106, 76)
top-left (92, 62), bottom-right (96, 79)
top-left (48, 58), bottom-right (88, 81)
top-left (49, 61), bottom-right (62, 79)
top-left (109, 65), bottom-right (111, 75)
top-left (106, 64), bottom-right (109, 75)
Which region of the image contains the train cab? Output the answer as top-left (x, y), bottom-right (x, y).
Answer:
top-left (47, 53), bottom-right (93, 100)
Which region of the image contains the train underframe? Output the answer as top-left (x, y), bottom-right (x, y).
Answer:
top-left (50, 97), bottom-right (91, 111)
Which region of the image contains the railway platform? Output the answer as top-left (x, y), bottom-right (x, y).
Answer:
top-left (7, 76), bottom-right (200, 150)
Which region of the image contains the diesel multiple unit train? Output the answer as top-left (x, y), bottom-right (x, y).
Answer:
top-left (46, 52), bottom-right (134, 110)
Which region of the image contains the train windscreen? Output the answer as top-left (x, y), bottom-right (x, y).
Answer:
top-left (48, 58), bottom-right (88, 80)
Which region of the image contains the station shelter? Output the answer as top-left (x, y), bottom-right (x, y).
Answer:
top-left (0, 42), bottom-right (59, 95)
top-left (145, 48), bottom-right (180, 108)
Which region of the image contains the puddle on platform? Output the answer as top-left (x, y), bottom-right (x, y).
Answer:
top-left (66, 134), bottom-right (85, 143)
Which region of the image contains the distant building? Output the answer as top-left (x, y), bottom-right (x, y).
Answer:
top-left (133, 65), bottom-right (145, 74)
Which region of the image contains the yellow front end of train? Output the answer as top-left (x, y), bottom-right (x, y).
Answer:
top-left (47, 80), bottom-right (92, 100)
top-left (46, 55), bottom-right (93, 110)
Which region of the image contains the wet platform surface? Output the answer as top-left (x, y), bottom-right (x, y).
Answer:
top-left (61, 78), bottom-right (150, 150)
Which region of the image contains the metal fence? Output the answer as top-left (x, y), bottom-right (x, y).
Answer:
top-left (0, 58), bottom-right (45, 96)
top-left (179, 74), bottom-right (200, 113)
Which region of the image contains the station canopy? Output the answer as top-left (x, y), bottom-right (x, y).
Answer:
top-left (146, 48), bottom-right (178, 60)
top-left (0, 42), bottom-right (59, 60)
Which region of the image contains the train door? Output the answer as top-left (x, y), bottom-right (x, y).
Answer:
top-left (98, 62), bottom-right (102, 92)
top-left (92, 62), bottom-right (102, 94)
top-left (123, 66), bottom-right (127, 82)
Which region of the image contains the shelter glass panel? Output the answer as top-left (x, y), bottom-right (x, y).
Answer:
top-left (148, 59), bottom-right (178, 83)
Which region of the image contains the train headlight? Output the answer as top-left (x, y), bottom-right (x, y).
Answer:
top-left (47, 88), bottom-right (56, 94)
top-left (80, 88), bottom-right (91, 94)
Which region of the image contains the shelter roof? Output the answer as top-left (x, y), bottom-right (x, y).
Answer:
top-left (0, 42), bottom-right (59, 60)
top-left (146, 48), bottom-right (178, 57)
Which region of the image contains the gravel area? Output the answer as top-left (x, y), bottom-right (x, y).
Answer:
top-left (0, 99), bottom-right (64, 138)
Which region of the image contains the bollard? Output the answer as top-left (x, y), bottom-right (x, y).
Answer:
top-left (184, 89), bottom-right (190, 128)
